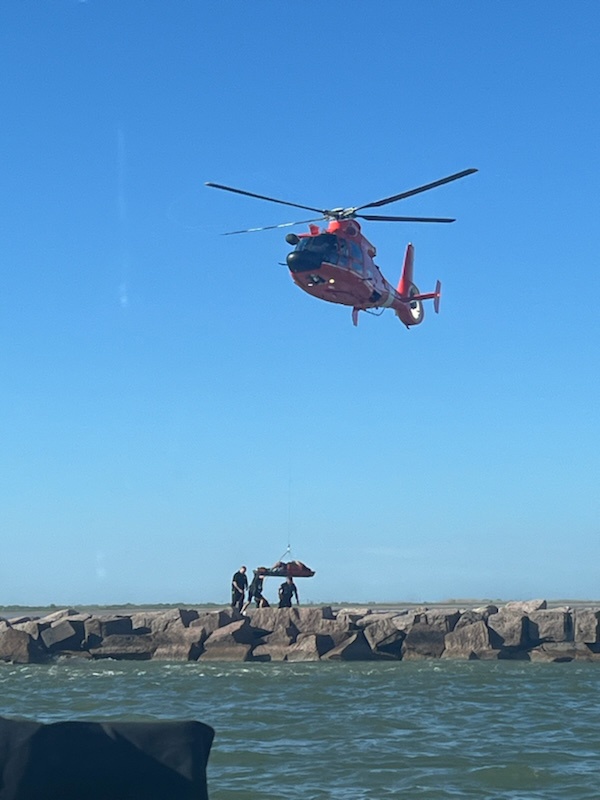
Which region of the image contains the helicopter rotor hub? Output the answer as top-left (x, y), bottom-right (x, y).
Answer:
top-left (324, 207), bottom-right (357, 221)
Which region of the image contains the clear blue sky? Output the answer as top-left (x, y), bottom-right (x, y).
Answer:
top-left (1, 1), bottom-right (598, 605)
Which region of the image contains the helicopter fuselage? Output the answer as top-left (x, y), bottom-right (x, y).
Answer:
top-left (285, 219), bottom-right (435, 327)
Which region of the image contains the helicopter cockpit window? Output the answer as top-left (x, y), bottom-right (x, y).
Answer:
top-left (337, 238), bottom-right (349, 266)
top-left (350, 242), bottom-right (362, 262)
top-left (297, 234), bottom-right (337, 264)
top-left (349, 241), bottom-right (363, 273)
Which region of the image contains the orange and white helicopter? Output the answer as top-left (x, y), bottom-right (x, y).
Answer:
top-left (206, 168), bottom-right (476, 327)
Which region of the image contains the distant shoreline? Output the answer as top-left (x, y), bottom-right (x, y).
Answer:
top-left (3, 599), bottom-right (600, 616)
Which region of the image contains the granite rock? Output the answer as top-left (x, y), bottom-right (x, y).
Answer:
top-left (323, 631), bottom-right (375, 661)
top-left (89, 634), bottom-right (156, 660)
top-left (0, 628), bottom-right (48, 664)
top-left (504, 599), bottom-right (547, 613)
top-left (443, 620), bottom-right (494, 659)
top-left (402, 623), bottom-right (446, 659)
top-left (362, 617), bottom-right (405, 659)
top-left (41, 620), bottom-right (85, 653)
top-left (486, 609), bottom-right (528, 648)
top-left (528, 610), bottom-right (573, 643)
top-left (573, 609), bottom-right (600, 643)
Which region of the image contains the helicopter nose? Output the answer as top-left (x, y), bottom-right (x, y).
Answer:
top-left (286, 250), bottom-right (321, 273)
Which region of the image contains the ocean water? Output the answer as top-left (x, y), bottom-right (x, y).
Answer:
top-left (1, 659), bottom-right (600, 799)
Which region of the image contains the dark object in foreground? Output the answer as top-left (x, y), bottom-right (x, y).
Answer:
top-left (0, 716), bottom-right (214, 800)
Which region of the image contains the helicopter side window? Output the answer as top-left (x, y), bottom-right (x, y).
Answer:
top-left (337, 238), bottom-right (349, 266)
top-left (349, 241), bottom-right (363, 273)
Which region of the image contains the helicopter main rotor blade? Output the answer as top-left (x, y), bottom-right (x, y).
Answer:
top-left (355, 168), bottom-right (478, 211)
top-left (206, 182), bottom-right (325, 215)
top-left (222, 217), bottom-right (326, 235)
top-left (357, 214), bottom-right (456, 223)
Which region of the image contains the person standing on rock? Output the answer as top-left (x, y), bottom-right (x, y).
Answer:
top-left (243, 571), bottom-right (269, 612)
top-left (231, 566), bottom-right (248, 611)
top-left (278, 576), bottom-right (299, 608)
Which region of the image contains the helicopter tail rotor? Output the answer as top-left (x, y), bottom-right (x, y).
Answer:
top-left (434, 280), bottom-right (442, 314)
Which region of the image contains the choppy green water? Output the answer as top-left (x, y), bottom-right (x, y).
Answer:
top-left (2, 659), bottom-right (600, 799)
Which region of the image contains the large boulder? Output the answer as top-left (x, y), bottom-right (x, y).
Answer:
top-left (323, 631), bottom-right (374, 661)
top-left (419, 611), bottom-right (461, 633)
top-left (203, 619), bottom-right (256, 646)
top-left (336, 608), bottom-right (371, 627)
top-left (306, 618), bottom-right (352, 645)
top-left (528, 610), bottom-right (573, 643)
top-left (6, 616), bottom-right (34, 626)
top-left (179, 609), bottom-right (200, 627)
top-left (486, 609), bottom-right (529, 648)
top-left (454, 610), bottom-right (486, 630)
top-left (131, 609), bottom-right (200, 638)
top-left (129, 611), bottom-right (161, 634)
top-left (291, 606), bottom-right (335, 632)
top-left (95, 615), bottom-right (134, 637)
top-left (189, 609), bottom-right (242, 636)
top-left (199, 619), bottom-right (257, 661)
top-left (362, 618), bottom-right (405, 659)
top-left (84, 615), bottom-right (134, 649)
top-left (245, 607), bottom-right (299, 639)
top-left (37, 609), bottom-right (81, 625)
top-left (286, 633), bottom-right (332, 661)
top-left (83, 618), bottom-right (103, 649)
top-left (401, 623), bottom-right (446, 659)
top-left (0, 629), bottom-right (48, 664)
top-left (0, 716), bottom-right (214, 800)
top-left (504, 599), bottom-right (547, 613)
top-left (573, 609), bottom-right (600, 643)
top-left (473, 604), bottom-right (499, 618)
top-left (89, 634), bottom-right (156, 660)
top-left (198, 643), bottom-right (252, 661)
top-left (37, 609), bottom-right (75, 624)
top-left (390, 612), bottom-right (422, 633)
top-left (41, 620), bottom-right (85, 654)
top-left (357, 612), bottom-right (398, 628)
top-left (443, 620), bottom-right (496, 660)
top-left (152, 628), bottom-right (207, 661)
top-left (252, 631), bottom-right (294, 662)
top-left (10, 620), bottom-right (49, 640)
top-left (528, 642), bottom-right (595, 663)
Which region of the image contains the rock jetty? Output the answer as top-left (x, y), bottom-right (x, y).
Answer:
top-left (1, 601), bottom-right (599, 664)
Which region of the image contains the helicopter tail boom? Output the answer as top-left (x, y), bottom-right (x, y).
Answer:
top-left (396, 243), bottom-right (415, 295)
top-left (394, 244), bottom-right (441, 324)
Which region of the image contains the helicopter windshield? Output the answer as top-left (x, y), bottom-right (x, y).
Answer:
top-left (297, 234), bottom-right (337, 263)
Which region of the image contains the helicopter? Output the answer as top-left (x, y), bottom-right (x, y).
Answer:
top-left (206, 168), bottom-right (477, 327)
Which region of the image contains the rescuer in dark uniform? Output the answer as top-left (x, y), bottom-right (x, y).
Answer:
top-left (231, 566), bottom-right (248, 611)
top-left (242, 571), bottom-right (269, 612)
top-left (278, 576), bottom-right (299, 608)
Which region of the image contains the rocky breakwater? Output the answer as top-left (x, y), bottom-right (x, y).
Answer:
top-left (2, 600), bottom-right (600, 664)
